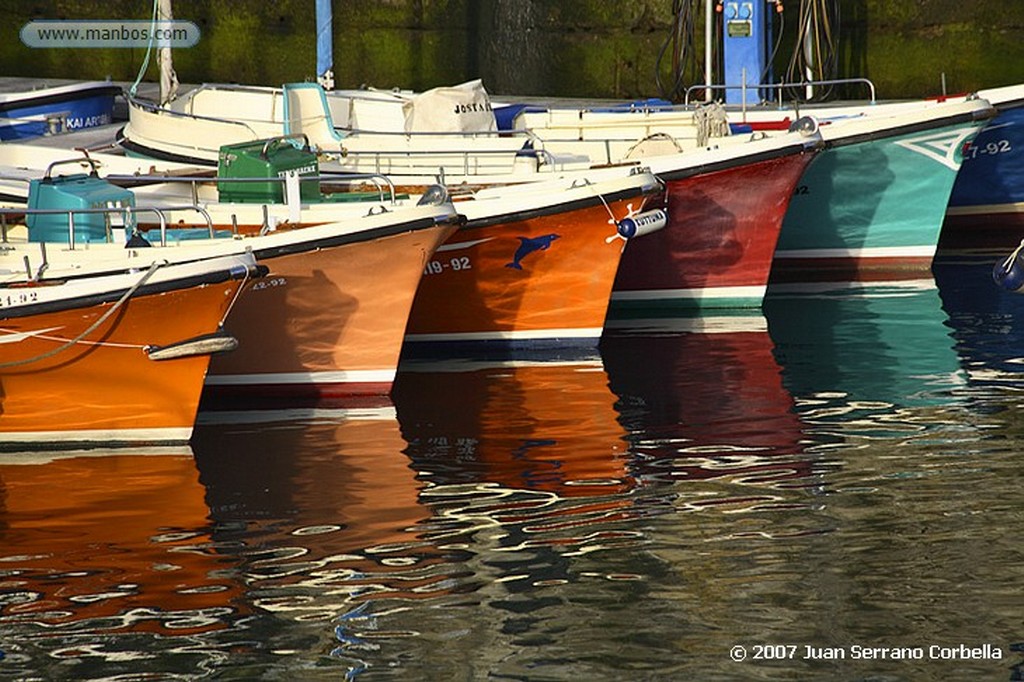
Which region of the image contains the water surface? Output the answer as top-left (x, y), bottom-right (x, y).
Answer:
top-left (2, 259), bottom-right (1024, 680)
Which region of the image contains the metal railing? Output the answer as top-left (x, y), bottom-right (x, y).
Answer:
top-left (0, 204), bottom-right (214, 249)
top-left (684, 78), bottom-right (878, 108)
top-left (103, 171), bottom-right (401, 206)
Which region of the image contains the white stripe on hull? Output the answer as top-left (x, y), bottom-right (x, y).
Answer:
top-left (0, 426), bottom-right (192, 445)
top-left (204, 369), bottom-right (396, 386)
top-left (404, 327), bottom-right (604, 343)
top-left (610, 285), bottom-right (766, 302)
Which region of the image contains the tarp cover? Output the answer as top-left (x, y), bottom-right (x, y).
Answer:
top-left (402, 79), bottom-right (497, 133)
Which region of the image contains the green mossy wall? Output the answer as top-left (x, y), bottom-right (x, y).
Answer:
top-left (0, 0), bottom-right (1021, 99)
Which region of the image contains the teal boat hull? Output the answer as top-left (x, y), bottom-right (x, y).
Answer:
top-left (770, 119), bottom-right (983, 283)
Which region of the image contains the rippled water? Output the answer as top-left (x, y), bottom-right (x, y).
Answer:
top-left (3, 258), bottom-right (1024, 680)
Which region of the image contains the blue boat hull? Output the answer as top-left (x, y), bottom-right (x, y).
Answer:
top-left (942, 102), bottom-right (1024, 252)
top-left (0, 83), bottom-right (119, 140)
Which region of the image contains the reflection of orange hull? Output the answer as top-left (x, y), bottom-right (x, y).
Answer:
top-left (1, 265), bottom-right (250, 445)
top-left (0, 451), bottom-right (243, 634)
top-left (205, 217), bottom-right (459, 399)
top-left (191, 408), bottom-right (434, 612)
top-left (193, 410), bottom-right (424, 549)
top-left (405, 189), bottom-right (656, 349)
top-left (394, 360), bottom-right (632, 497)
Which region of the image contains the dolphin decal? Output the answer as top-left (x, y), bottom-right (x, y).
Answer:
top-left (505, 234), bottom-right (561, 270)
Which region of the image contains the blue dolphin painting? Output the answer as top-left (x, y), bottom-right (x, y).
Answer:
top-left (506, 234), bottom-right (561, 270)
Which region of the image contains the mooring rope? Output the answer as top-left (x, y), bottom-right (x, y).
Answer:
top-left (0, 260), bottom-right (166, 369)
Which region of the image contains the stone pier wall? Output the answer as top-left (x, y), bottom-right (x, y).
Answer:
top-left (0, 0), bottom-right (1021, 100)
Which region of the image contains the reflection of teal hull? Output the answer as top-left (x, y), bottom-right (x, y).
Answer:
top-left (772, 120), bottom-right (982, 281)
top-left (765, 283), bottom-right (962, 409)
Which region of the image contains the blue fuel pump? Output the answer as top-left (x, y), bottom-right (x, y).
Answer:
top-left (721, 1), bottom-right (778, 104)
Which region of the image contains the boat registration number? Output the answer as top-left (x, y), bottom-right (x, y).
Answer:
top-left (423, 256), bottom-right (472, 276)
top-left (0, 291), bottom-right (40, 307)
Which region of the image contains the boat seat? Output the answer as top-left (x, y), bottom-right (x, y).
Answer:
top-left (283, 82), bottom-right (345, 154)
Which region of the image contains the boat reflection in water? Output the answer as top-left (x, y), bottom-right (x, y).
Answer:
top-left (764, 279), bottom-right (967, 457)
top-left (601, 314), bottom-right (813, 499)
top-left (393, 356), bottom-right (633, 497)
top-left (187, 325), bottom-right (832, 677)
top-left (190, 404), bottom-right (430, 622)
top-left (934, 254), bottom-right (1024, 395)
top-left (0, 447), bottom-right (247, 679)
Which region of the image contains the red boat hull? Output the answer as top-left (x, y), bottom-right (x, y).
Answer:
top-left (611, 153), bottom-right (816, 310)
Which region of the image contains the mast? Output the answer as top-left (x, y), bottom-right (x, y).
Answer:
top-left (704, 0), bottom-right (713, 101)
top-left (316, 0), bottom-right (334, 89)
top-left (157, 0), bottom-right (178, 104)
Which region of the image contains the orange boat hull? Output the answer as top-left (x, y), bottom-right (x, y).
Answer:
top-left (404, 199), bottom-right (639, 350)
top-left (205, 221), bottom-right (457, 399)
top-left (1, 280), bottom-right (244, 445)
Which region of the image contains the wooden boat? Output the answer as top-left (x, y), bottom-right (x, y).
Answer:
top-left (0, 158), bottom-right (465, 402)
top-left (942, 83), bottom-right (1024, 253)
top-left (0, 141), bottom-right (667, 351)
top-left (402, 167), bottom-right (665, 351)
top-left (118, 82), bottom-right (823, 311)
top-left (199, 202), bottom-right (463, 400)
top-left (1, 240), bottom-right (261, 447)
top-left (128, 161), bottom-right (668, 352)
top-left (507, 94), bottom-right (996, 283)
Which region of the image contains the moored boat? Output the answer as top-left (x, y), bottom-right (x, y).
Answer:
top-left (118, 81), bottom-right (823, 311)
top-left (0, 155), bottom-right (466, 402)
top-left (609, 130), bottom-right (819, 311)
top-left (768, 99), bottom-right (993, 282)
top-left (1, 241), bottom-right (260, 447)
top-left (0, 80), bottom-right (121, 141)
top-left (402, 167), bottom-right (665, 352)
top-left (508, 94), bottom-right (995, 283)
top-left (942, 83), bottom-right (1024, 254)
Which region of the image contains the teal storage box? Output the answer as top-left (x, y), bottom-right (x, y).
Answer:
top-left (26, 166), bottom-right (135, 244)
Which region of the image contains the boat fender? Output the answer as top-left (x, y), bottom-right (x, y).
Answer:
top-left (616, 209), bottom-right (668, 239)
top-left (146, 331), bottom-right (240, 361)
top-left (994, 244), bottom-right (1024, 293)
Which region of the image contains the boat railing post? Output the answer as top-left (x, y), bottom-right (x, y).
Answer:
top-left (742, 68), bottom-right (748, 118)
top-left (67, 211), bottom-right (76, 250)
top-left (155, 208), bottom-right (168, 246)
top-left (197, 206), bottom-right (215, 237)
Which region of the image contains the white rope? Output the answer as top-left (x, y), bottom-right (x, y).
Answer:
top-left (0, 260), bottom-right (166, 369)
top-left (1000, 238), bottom-right (1024, 272)
top-left (693, 102), bottom-right (729, 146)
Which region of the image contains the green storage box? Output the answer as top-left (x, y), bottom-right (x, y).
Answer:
top-left (217, 136), bottom-right (321, 204)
